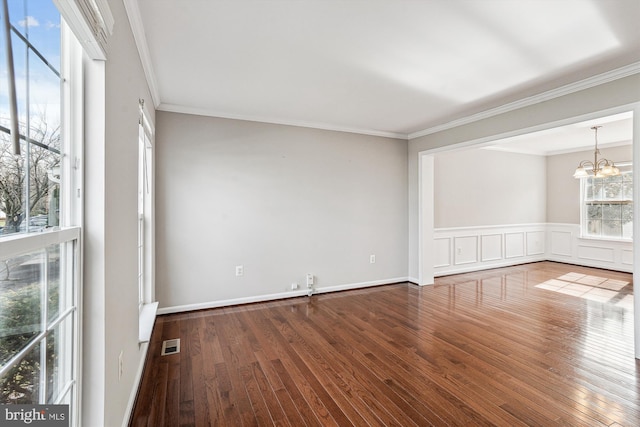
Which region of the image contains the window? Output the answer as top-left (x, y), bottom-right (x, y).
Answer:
top-left (138, 100), bottom-right (154, 310)
top-left (1, 1), bottom-right (81, 425)
top-left (581, 167), bottom-right (633, 240)
top-left (0, 232), bottom-right (79, 406)
top-left (138, 100), bottom-right (156, 342)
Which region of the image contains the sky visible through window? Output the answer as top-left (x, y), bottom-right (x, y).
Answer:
top-left (1, 0), bottom-right (61, 232)
top-left (1, 0), bottom-right (61, 127)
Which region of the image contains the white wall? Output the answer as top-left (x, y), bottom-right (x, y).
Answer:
top-left (434, 148), bottom-right (546, 228)
top-left (83, 0), bottom-right (155, 425)
top-left (546, 144), bottom-right (632, 224)
top-left (408, 73), bottom-right (640, 280)
top-left (155, 112), bottom-right (408, 310)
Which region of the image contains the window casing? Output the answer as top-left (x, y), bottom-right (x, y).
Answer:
top-left (581, 167), bottom-right (633, 240)
top-left (138, 101), bottom-right (154, 311)
top-left (137, 101), bottom-right (157, 343)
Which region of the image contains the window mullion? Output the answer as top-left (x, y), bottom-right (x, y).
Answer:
top-left (40, 248), bottom-right (49, 403)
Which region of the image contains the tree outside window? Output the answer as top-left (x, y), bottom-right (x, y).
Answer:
top-left (583, 171), bottom-right (633, 240)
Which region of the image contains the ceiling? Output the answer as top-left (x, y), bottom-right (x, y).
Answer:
top-left (128, 0), bottom-right (640, 139)
top-left (483, 111), bottom-right (633, 156)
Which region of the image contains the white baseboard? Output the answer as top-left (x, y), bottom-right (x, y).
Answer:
top-left (434, 256), bottom-right (546, 277)
top-left (157, 277), bottom-right (410, 315)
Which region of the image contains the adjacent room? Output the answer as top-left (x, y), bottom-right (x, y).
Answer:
top-left (1, 1), bottom-right (639, 426)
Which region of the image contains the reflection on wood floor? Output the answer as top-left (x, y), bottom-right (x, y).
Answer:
top-left (130, 261), bottom-right (638, 426)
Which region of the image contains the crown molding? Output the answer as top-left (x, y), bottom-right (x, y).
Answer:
top-left (408, 62), bottom-right (640, 140)
top-left (123, 0), bottom-right (161, 107)
top-left (157, 103), bottom-right (408, 140)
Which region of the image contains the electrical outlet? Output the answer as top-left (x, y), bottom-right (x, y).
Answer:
top-left (306, 273), bottom-right (314, 287)
top-left (370, 254), bottom-right (376, 264)
top-left (291, 283), bottom-right (299, 290)
top-left (118, 351), bottom-right (123, 381)
top-left (235, 265), bottom-right (244, 276)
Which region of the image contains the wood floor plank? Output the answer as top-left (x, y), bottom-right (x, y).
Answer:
top-left (129, 262), bottom-right (638, 426)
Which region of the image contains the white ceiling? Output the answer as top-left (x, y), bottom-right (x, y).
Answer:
top-left (483, 111), bottom-right (634, 156)
top-left (129, 0), bottom-right (640, 139)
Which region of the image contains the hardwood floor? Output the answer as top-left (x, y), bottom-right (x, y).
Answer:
top-left (129, 262), bottom-right (638, 426)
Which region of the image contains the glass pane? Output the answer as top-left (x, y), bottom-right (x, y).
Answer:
top-left (0, 250), bottom-right (44, 366)
top-left (623, 179), bottom-right (633, 200)
top-left (1, 16), bottom-right (29, 234)
top-left (587, 220), bottom-right (601, 236)
top-left (27, 51), bottom-right (62, 230)
top-left (586, 204), bottom-right (602, 220)
top-left (603, 175), bottom-right (622, 199)
top-left (46, 317), bottom-right (71, 404)
top-left (0, 341), bottom-right (41, 404)
top-left (47, 244), bottom-right (62, 323)
top-left (585, 178), bottom-right (602, 200)
top-left (602, 220), bottom-right (622, 238)
top-left (621, 203), bottom-right (633, 223)
top-left (0, 0), bottom-right (61, 237)
top-left (602, 204), bottom-right (621, 220)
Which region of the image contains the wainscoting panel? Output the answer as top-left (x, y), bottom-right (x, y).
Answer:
top-left (578, 245), bottom-right (615, 263)
top-left (546, 223), bottom-right (632, 273)
top-left (454, 236), bottom-right (478, 265)
top-left (435, 224), bottom-right (546, 276)
top-left (435, 238), bottom-right (452, 268)
top-left (526, 231), bottom-right (545, 256)
top-left (434, 223), bottom-right (633, 276)
top-left (505, 233), bottom-right (525, 259)
top-left (481, 234), bottom-right (502, 262)
top-left (550, 229), bottom-right (573, 257)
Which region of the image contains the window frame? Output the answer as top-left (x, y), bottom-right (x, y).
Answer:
top-left (0, 11), bottom-right (83, 426)
top-left (137, 100), bottom-right (157, 343)
top-left (580, 163), bottom-right (633, 242)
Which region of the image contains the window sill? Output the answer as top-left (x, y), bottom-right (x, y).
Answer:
top-left (139, 302), bottom-right (158, 344)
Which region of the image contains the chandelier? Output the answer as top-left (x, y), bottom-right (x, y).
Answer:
top-left (573, 126), bottom-right (620, 179)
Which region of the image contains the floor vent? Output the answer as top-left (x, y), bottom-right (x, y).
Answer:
top-left (161, 338), bottom-right (180, 356)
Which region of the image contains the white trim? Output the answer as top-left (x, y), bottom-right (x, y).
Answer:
top-left (416, 104), bottom-right (640, 157)
top-left (436, 222), bottom-right (548, 233)
top-left (93, 0), bottom-right (113, 34)
top-left (436, 258), bottom-right (545, 277)
top-left (138, 302), bottom-right (158, 343)
top-left (409, 62), bottom-right (640, 140)
top-left (121, 342), bottom-right (150, 427)
top-left (632, 103), bottom-right (640, 358)
top-left (53, 0), bottom-right (113, 60)
top-left (417, 154), bottom-right (435, 285)
top-left (157, 277), bottom-right (409, 315)
top-left (0, 227), bottom-right (81, 260)
top-left (123, 0), bottom-right (161, 107)
top-left (157, 103), bottom-right (408, 140)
